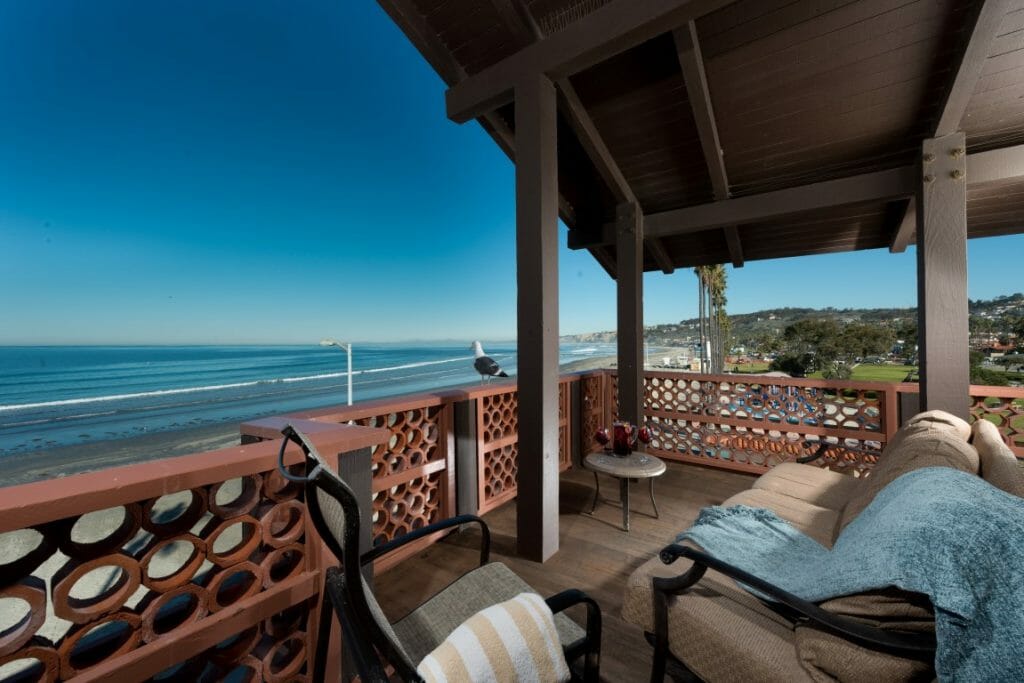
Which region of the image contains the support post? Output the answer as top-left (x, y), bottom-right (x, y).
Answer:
top-left (916, 133), bottom-right (969, 419)
top-left (453, 399), bottom-right (479, 515)
top-left (617, 202), bottom-right (644, 424)
top-left (515, 73), bottom-right (560, 562)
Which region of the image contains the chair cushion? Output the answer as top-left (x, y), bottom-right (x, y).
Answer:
top-left (838, 410), bottom-right (978, 532)
top-left (723, 488), bottom-right (840, 547)
top-left (973, 418), bottom-right (1024, 498)
top-left (622, 555), bottom-right (812, 682)
top-left (392, 562), bottom-right (586, 666)
top-left (417, 592), bottom-right (570, 683)
top-left (752, 462), bottom-right (861, 511)
top-left (795, 589), bottom-right (935, 682)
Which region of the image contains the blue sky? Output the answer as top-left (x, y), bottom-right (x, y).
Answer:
top-left (1, 1), bottom-right (1020, 345)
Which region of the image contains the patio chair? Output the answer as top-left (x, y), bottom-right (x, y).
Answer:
top-left (277, 425), bottom-right (602, 682)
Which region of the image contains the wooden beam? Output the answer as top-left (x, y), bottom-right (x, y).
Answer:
top-left (446, 0), bottom-right (735, 123)
top-left (889, 197), bottom-right (917, 253)
top-left (894, 0), bottom-right (1011, 248)
top-left (674, 20), bottom-right (744, 268)
top-left (722, 226), bottom-right (744, 267)
top-left (590, 245), bottom-right (618, 278)
top-left (570, 165), bottom-right (919, 248)
top-left (382, 0), bottom-right (590, 233)
top-left (616, 202), bottom-right (644, 425)
top-left (496, 0), bottom-right (674, 277)
top-left (646, 238), bottom-right (675, 274)
top-left (968, 142), bottom-right (1024, 185)
top-left (645, 165), bottom-right (917, 238)
top-left (674, 21), bottom-right (727, 200)
top-left (935, 0), bottom-right (1013, 137)
top-left (557, 80), bottom-right (634, 204)
top-left (514, 73), bottom-right (560, 562)
top-left (917, 133), bottom-right (969, 419)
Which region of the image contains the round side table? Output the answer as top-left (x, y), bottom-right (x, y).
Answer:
top-left (583, 451), bottom-right (666, 531)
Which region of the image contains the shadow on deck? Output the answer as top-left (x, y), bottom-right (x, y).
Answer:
top-left (373, 461), bottom-right (756, 682)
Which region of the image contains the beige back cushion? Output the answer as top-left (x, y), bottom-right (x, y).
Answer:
top-left (838, 410), bottom-right (977, 532)
top-left (795, 589), bottom-right (935, 682)
top-left (973, 418), bottom-right (1024, 497)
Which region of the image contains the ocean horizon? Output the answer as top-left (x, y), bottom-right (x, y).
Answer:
top-left (0, 342), bottom-right (618, 455)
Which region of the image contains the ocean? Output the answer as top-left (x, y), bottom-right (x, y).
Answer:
top-left (0, 343), bottom-right (616, 455)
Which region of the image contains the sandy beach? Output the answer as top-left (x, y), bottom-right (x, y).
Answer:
top-left (0, 423), bottom-right (242, 488)
top-left (0, 353), bottom-right (728, 487)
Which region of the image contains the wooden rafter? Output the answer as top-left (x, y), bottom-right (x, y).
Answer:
top-left (673, 20), bottom-right (742, 268)
top-left (570, 165), bottom-right (920, 248)
top-left (891, 0), bottom-right (1013, 250)
top-left (968, 143), bottom-right (1024, 184)
top-left (446, 0), bottom-right (737, 123)
top-left (494, 0), bottom-right (673, 275)
top-left (641, 164), bottom-right (916, 238)
top-left (379, 0), bottom-right (616, 273)
top-left (889, 197), bottom-right (917, 253)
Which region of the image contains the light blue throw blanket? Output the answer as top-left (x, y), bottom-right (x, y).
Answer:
top-left (677, 467), bottom-right (1024, 681)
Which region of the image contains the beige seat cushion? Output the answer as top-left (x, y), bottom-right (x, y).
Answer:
top-left (795, 590), bottom-right (935, 682)
top-left (838, 410), bottom-right (978, 531)
top-left (723, 488), bottom-right (840, 547)
top-left (623, 555), bottom-right (812, 682)
top-left (752, 462), bottom-right (861, 511)
top-left (973, 418), bottom-right (1024, 497)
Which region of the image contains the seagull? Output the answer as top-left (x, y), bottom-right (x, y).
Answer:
top-left (471, 341), bottom-right (508, 383)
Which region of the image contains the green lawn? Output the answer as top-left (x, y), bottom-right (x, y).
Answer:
top-left (843, 364), bottom-right (917, 382)
top-left (729, 362), bottom-right (915, 382)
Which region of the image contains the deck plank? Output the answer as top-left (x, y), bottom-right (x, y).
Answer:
top-left (374, 462), bottom-right (755, 682)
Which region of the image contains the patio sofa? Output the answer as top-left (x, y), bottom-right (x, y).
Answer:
top-left (623, 410), bottom-right (1024, 682)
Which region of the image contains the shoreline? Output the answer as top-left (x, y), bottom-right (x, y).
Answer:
top-left (1, 359), bottom-right (623, 487)
top-left (0, 422), bottom-right (242, 488)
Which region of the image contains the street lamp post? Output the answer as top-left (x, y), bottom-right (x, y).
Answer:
top-left (319, 338), bottom-right (353, 405)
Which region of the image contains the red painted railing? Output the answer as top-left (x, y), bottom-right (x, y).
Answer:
top-left (1, 370), bottom-right (1017, 680)
top-left (0, 421), bottom-right (383, 683)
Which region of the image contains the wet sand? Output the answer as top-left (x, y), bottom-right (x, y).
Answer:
top-left (0, 423), bottom-right (242, 488)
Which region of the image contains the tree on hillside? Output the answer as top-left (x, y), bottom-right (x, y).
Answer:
top-left (769, 319), bottom-right (894, 378)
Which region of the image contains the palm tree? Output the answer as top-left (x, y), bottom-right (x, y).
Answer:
top-left (694, 265), bottom-right (729, 373)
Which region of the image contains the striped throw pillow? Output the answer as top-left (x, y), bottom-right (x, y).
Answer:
top-left (417, 592), bottom-right (571, 683)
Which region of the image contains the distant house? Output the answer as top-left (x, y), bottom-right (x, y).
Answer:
top-left (983, 342), bottom-right (1016, 358)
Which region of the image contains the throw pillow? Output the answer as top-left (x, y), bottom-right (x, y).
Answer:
top-left (417, 591), bottom-right (571, 683)
top-left (973, 418), bottom-right (1024, 498)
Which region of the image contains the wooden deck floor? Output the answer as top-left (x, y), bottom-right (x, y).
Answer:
top-left (374, 461), bottom-right (755, 682)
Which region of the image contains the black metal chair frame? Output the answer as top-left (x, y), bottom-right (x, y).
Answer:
top-left (278, 424), bottom-right (602, 682)
top-left (648, 543), bottom-right (937, 682)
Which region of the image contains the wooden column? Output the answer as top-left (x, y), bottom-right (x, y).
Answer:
top-left (617, 201), bottom-right (644, 424)
top-left (515, 73), bottom-right (560, 562)
top-left (916, 133), bottom-right (969, 419)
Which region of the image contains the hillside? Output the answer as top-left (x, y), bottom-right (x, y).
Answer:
top-left (562, 293), bottom-right (1024, 348)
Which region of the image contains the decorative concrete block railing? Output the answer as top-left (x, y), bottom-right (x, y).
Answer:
top-left (591, 370), bottom-right (899, 475)
top-left (458, 379), bottom-right (574, 515)
top-left (2, 371), bottom-right (1016, 681)
top-left (896, 383), bottom-right (1024, 457)
top-left (0, 421), bottom-right (384, 683)
top-left (584, 369), bottom-right (1024, 472)
top-left (257, 393), bottom-right (459, 573)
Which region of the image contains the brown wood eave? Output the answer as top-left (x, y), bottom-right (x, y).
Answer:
top-left (445, 0), bottom-right (739, 123)
top-left (673, 19), bottom-right (742, 268)
top-left (891, 0), bottom-right (1014, 252)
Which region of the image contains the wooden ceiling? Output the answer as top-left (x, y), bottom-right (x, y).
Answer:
top-left (381, 0), bottom-right (1024, 274)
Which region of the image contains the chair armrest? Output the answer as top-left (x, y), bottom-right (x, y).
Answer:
top-left (545, 589), bottom-right (602, 683)
top-left (359, 514), bottom-right (490, 567)
top-left (656, 543), bottom-right (936, 655)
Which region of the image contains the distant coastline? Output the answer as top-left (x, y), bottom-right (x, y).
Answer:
top-left (0, 347), bottom-right (620, 486)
